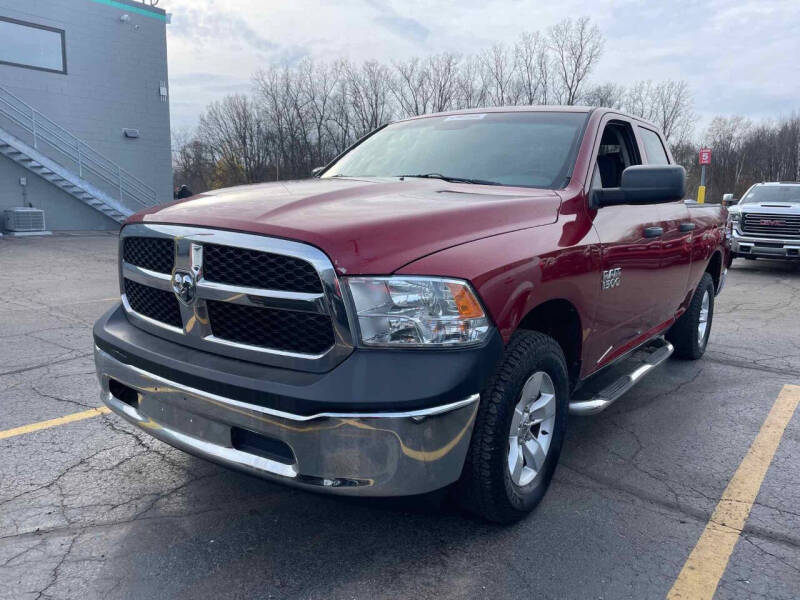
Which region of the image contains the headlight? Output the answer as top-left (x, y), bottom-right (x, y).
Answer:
top-left (729, 211), bottom-right (740, 222)
top-left (346, 276), bottom-right (490, 347)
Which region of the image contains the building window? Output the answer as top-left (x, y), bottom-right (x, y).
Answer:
top-left (0, 17), bottom-right (66, 74)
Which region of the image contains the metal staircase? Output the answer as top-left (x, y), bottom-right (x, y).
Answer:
top-left (0, 85), bottom-right (157, 224)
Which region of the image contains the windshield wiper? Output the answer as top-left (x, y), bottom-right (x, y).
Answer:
top-left (397, 173), bottom-right (503, 186)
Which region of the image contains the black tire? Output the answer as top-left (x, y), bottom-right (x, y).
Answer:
top-left (455, 331), bottom-right (569, 524)
top-left (667, 272), bottom-right (715, 360)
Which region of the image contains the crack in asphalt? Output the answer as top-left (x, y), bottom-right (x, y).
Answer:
top-left (29, 384), bottom-right (96, 411)
top-left (32, 534), bottom-right (78, 600)
top-left (0, 353), bottom-right (93, 378)
top-left (741, 535), bottom-right (800, 575)
top-left (0, 472), bottom-right (223, 545)
top-left (609, 366), bottom-right (705, 417)
top-left (0, 444), bottom-right (122, 511)
top-left (705, 354), bottom-right (800, 379)
top-left (556, 464), bottom-right (800, 552)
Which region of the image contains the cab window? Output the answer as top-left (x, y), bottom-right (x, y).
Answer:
top-left (592, 121), bottom-right (641, 189)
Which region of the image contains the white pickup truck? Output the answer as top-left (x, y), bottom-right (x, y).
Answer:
top-left (727, 182), bottom-right (800, 261)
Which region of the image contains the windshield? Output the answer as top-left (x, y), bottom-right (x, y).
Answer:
top-left (741, 185), bottom-right (800, 204)
top-left (322, 112), bottom-right (588, 189)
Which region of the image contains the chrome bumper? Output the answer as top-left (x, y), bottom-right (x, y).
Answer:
top-left (94, 346), bottom-right (479, 496)
top-left (732, 230), bottom-right (800, 258)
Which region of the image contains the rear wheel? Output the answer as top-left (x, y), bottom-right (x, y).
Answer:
top-left (455, 331), bottom-right (569, 523)
top-left (667, 272), bottom-right (715, 360)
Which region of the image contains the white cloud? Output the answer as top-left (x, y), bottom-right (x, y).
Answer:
top-left (164, 0), bottom-right (800, 134)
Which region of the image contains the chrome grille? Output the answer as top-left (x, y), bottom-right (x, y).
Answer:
top-left (741, 212), bottom-right (800, 238)
top-left (124, 278), bottom-right (182, 328)
top-left (119, 224), bottom-right (354, 372)
top-left (207, 301), bottom-right (335, 354)
top-left (203, 243), bottom-right (322, 293)
top-left (123, 237), bottom-right (174, 274)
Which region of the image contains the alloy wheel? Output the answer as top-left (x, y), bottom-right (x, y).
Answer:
top-left (698, 290), bottom-right (710, 346)
top-left (507, 371), bottom-right (557, 487)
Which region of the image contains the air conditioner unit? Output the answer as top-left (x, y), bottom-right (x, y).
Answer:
top-left (4, 207), bottom-right (46, 232)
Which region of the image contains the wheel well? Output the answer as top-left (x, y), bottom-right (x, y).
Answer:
top-left (706, 251), bottom-right (722, 292)
top-left (517, 299), bottom-right (582, 384)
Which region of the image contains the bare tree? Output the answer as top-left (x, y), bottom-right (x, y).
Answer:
top-left (581, 82), bottom-right (625, 108)
top-left (345, 60), bottom-right (393, 136)
top-left (197, 94), bottom-right (272, 187)
top-left (548, 17), bottom-right (603, 105)
top-left (648, 80), bottom-right (695, 143)
top-left (620, 79), bottom-right (694, 143)
top-left (622, 80), bottom-right (654, 121)
top-left (536, 40), bottom-right (553, 105)
top-left (704, 115), bottom-right (752, 199)
top-left (254, 66), bottom-right (299, 179)
top-left (454, 55), bottom-right (487, 109)
top-left (427, 53), bottom-right (460, 113)
top-left (514, 32), bottom-right (549, 105)
top-left (327, 62), bottom-right (357, 155)
top-left (390, 57), bottom-right (431, 117)
top-left (172, 128), bottom-right (215, 193)
top-left (481, 43), bottom-right (518, 106)
top-left (743, 115), bottom-right (800, 183)
top-left (298, 58), bottom-right (342, 166)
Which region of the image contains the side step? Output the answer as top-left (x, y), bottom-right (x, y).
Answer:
top-left (569, 338), bottom-right (674, 416)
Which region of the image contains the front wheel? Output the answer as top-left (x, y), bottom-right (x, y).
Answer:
top-left (455, 331), bottom-right (569, 523)
top-left (667, 272), bottom-right (715, 360)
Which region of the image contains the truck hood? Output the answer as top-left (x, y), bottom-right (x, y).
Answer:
top-left (131, 178), bottom-right (561, 274)
top-left (736, 202), bottom-right (800, 214)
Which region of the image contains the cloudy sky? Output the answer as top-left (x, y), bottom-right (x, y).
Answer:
top-left (163, 0), bottom-right (800, 137)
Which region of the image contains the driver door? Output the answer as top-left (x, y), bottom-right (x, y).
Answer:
top-left (588, 118), bottom-right (664, 369)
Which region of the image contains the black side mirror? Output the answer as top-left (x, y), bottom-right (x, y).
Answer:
top-left (311, 166), bottom-right (324, 177)
top-left (593, 165), bottom-right (686, 208)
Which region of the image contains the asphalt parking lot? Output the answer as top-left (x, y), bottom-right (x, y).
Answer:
top-left (1, 234), bottom-right (798, 600)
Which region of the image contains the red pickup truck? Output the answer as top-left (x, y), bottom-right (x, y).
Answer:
top-left (94, 107), bottom-right (729, 523)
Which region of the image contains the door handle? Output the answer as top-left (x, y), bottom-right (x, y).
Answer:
top-left (644, 226), bottom-right (664, 238)
top-left (679, 222), bottom-right (696, 232)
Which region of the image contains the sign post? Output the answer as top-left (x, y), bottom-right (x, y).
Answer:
top-left (698, 148), bottom-right (712, 204)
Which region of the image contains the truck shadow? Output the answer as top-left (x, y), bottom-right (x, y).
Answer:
top-left (109, 461), bottom-right (525, 598)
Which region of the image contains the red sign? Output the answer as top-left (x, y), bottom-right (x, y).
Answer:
top-left (699, 148), bottom-right (712, 165)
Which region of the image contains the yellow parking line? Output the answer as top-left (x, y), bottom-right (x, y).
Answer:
top-left (0, 406), bottom-right (111, 440)
top-left (668, 384), bottom-right (800, 600)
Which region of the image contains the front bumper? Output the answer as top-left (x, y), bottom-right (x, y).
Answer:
top-left (732, 229), bottom-right (800, 259)
top-left (94, 305), bottom-right (502, 496)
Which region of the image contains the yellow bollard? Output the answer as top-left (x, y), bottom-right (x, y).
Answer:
top-left (697, 185), bottom-right (706, 204)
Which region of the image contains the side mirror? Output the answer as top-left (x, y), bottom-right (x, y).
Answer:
top-left (311, 166), bottom-right (324, 177)
top-left (722, 193), bottom-right (739, 206)
top-left (593, 165), bottom-right (686, 208)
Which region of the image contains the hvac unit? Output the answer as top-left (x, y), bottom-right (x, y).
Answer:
top-left (4, 207), bottom-right (46, 232)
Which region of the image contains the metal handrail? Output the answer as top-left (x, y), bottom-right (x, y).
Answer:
top-left (0, 85), bottom-right (156, 208)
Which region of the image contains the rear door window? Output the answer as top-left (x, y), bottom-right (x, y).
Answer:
top-left (639, 127), bottom-right (670, 165)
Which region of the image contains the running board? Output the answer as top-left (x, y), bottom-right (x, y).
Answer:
top-left (569, 339), bottom-right (674, 416)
